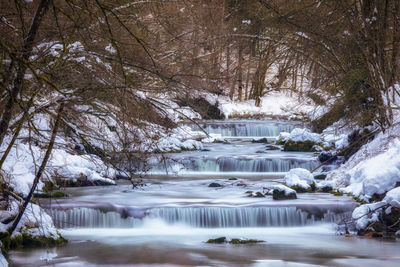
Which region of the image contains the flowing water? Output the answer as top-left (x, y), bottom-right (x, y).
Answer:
top-left (9, 119), bottom-right (400, 266)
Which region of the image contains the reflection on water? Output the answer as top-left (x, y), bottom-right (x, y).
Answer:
top-left (9, 224), bottom-right (400, 266)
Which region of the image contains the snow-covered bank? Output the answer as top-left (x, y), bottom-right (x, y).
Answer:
top-left (205, 91), bottom-right (322, 120)
top-left (324, 122), bottom-right (400, 200)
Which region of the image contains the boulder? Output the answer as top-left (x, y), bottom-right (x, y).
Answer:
top-left (284, 168), bottom-right (315, 192)
top-left (272, 185), bottom-right (297, 200)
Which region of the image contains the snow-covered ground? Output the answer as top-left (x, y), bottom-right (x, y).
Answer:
top-left (205, 91), bottom-right (324, 120)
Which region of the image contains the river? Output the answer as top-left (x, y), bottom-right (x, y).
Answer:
top-left (8, 119), bottom-right (400, 266)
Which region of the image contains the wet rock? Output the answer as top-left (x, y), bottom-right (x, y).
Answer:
top-left (272, 185), bottom-right (297, 200)
top-left (251, 138), bottom-right (270, 144)
top-left (317, 185), bottom-right (333, 193)
top-left (209, 182), bottom-right (223, 187)
top-left (206, 237), bottom-right (265, 244)
top-left (265, 144), bottom-right (280, 150)
top-left (229, 238), bottom-right (265, 244)
top-left (314, 173), bottom-right (327, 180)
top-left (228, 177), bottom-right (238, 180)
top-left (33, 191), bottom-right (67, 198)
top-left (206, 237), bottom-right (227, 243)
top-left (283, 140), bottom-right (320, 152)
top-left (254, 192), bottom-right (265, 198)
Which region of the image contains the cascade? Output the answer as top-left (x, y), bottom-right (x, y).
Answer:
top-left (48, 206), bottom-right (349, 229)
top-left (150, 156), bottom-right (319, 174)
top-left (190, 122), bottom-right (295, 137)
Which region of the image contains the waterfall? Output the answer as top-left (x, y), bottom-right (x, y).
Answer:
top-left (190, 123), bottom-right (295, 137)
top-left (48, 206), bottom-right (348, 229)
top-left (150, 157), bottom-right (319, 174)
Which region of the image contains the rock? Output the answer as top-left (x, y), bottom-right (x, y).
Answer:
top-left (318, 185), bottom-right (333, 193)
top-left (283, 140), bottom-right (320, 152)
top-left (254, 192), bottom-right (265, 197)
top-left (228, 177), bottom-right (238, 180)
top-left (229, 238), bottom-right (265, 244)
top-left (313, 173), bottom-right (327, 180)
top-left (206, 237), bottom-right (226, 243)
top-left (251, 138), bottom-right (270, 144)
top-left (33, 191), bottom-right (67, 198)
top-left (206, 237), bottom-right (265, 244)
top-left (283, 168), bottom-right (315, 192)
top-left (209, 182), bottom-right (223, 187)
top-left (265, 144), bottom-right (280, 150)
top-left (272, 185), bottom-right (297, 200)
top-left (318, 151), bottom-right (337, 163)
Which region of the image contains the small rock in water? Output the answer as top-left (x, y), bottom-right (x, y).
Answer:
top-left (209, 182), bottom-right (223, 187)
top-left (265, 144), bottom-right (280, 150)
top-left (254, 192), bottom-right (265, 197)
top-left (229, 238), bottom-right (265, 244)
top-left (206, 237), bottom-right (227, 243)
top-left (206, 237), bottom-right (265, 244)
top-left (272, 185), bottom-right (297, 200)
top-left (228, 177), bottom-right (238, 180)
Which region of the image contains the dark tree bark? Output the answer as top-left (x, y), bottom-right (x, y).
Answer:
top-left (0, 0), bottom-right (51, 146)
top-left (6, 102), bottom-right (64, 237)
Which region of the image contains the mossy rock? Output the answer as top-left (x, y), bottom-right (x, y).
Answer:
top-left (208, 182), bottom-right (222, 188)
top-left (318, 185), bottom-right (333, 193)
top-left (283, 140), bottom-right (320, 152)
top-left (228, 177), bottom-right (238, 181)
top-left (314, 174), bottom-right (327, 180)
top-left (229, 238), bottom-right (265, 244)
top-left (288, 182), bottom-right (316, 193)
top-left (206, 237), bottom-right (226, 243)
top-left (275, 139), bottom-right (286, 146)
top-left (252, 138), bottom-right (270, 144)
top-left (273, 189), bottom-right (297, 200)
top-left (254, 192), bottom-right (265, 198)
top-left (206, 237), bottom-right (265, 244)
top-left (329, 190), bottom-right (343, 196)
top-left (265, 145), bottom-right (280, 150)
top-left (33, 191), bottom-right (67, 199)
top-left (54, 177), bottom-right (114, 187)
top-left (1, 232), bottom-right (67, 254)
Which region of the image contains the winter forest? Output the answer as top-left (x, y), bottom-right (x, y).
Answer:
top-left (0, 0), bottom-right (399, 266)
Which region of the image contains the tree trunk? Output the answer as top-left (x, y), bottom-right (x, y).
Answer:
top-left (0, 0), bottom-right (50, 147)
top-left (237, 44), bottom-right (243, 101)
top-left (6, 102), bottom-right (64, 237)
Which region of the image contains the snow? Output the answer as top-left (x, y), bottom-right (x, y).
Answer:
top-left (284, 168), bottom-right (315, 189)
top-left (2, 142), bottom-right (116, 197)
top-left (326, 125), bottom-right (400, 200)
top-left (277, 132), bottom-right (290, 142)
top-left (352, 202), bottom-right (387, 230)
top-left (211, 91), bottom-right (316, 120)
top-left (383, 187), bottom-right (400, 209)
top-left (286, 128), bottom-right (322, 143)
top-left (0, 250), bottom-right (7, 267)
top-left (271, 184), bottom-right (297, 196)
top-left (321, 119), bottom-right (353, 149)
top-left (105, 43), bottom-right (116, 54)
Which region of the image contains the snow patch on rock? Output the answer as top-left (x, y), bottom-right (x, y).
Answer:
top-left (284, 168), bottom-right (315, 189)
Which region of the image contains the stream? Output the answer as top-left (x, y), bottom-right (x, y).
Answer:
top-left (9, 119), bottom-right (400, 266)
